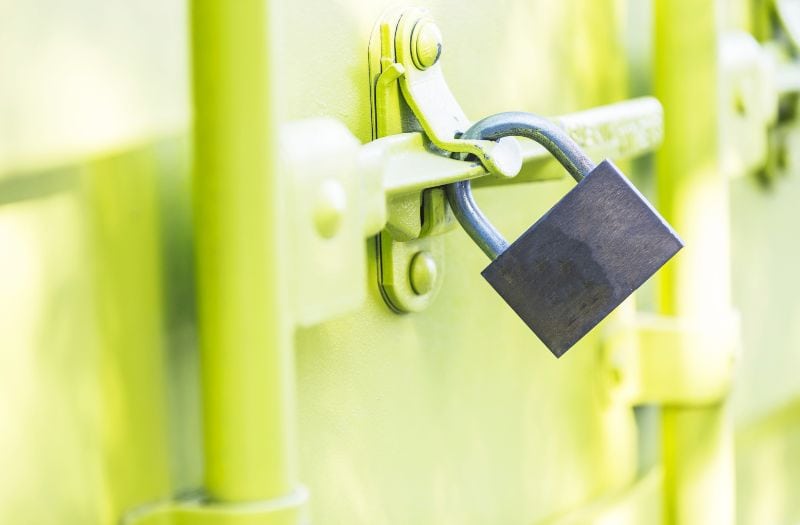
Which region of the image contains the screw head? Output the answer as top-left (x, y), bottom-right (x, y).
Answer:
top-left (409, 251), bottom-right (438, 295)
top-left (313, 179), bottom-right (347, 239)
top-left (411, 20), bottom-right (443, 70)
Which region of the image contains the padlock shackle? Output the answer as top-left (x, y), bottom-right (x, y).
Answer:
top-left (461, 111), bottom-right (596, 182)
top-left (446, 112), bottom-right (597, 259)
top-left (447, 181), bottom-right (510, 259)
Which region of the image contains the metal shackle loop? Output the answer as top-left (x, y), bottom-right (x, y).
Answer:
top-left (445, 112), bottom-right (596, 260)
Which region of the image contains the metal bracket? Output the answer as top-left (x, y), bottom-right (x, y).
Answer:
top-left (720, 6), bottom-right (800, 181)
top-left (367, 7), bottom-right (666, 313)
top-left (281, 119), bottom-right (384, 326)
top-left (719, 31), bottom-right (779, 178)
top-left (376, 187), bottom-right (451, 313)
top-left (274, 7), bottom-right (665, 320)
top-left (368, 7), bottom-right (464, 312)
top-left (370, 7), bottom-right (522, 179)
top-left (599, 312), bottom-right (740, 406)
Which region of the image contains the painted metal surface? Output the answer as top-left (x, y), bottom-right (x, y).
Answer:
top-left (190, 0), bottom-right (304, 515)
top-left (653, 1), bottom-right (735, 523)
top-left (290, 2), bottom-right (645, 522)
top-left (2, 0), bottom-right (800, 524)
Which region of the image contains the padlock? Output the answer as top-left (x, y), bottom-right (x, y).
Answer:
top-left (446, 112), bottom-right (683, 357)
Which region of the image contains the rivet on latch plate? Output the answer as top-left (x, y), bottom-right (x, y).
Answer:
top-left (411, 19), bottom-right (443, 70)
top-left (375, 188), bottom-right (450, 313)
top-left (409, 251), bottom-right (438, 295)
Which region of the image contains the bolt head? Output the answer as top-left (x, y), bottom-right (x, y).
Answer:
top-left (412, 20), bottom-right (443, 70)
top-left (409, 251), bottom-right (438, 296)
top-left (313, 179), bottom-right (347, 239)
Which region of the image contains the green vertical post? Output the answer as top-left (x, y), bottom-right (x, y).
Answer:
top-left (654, 1), bottom-right (735, 524)
top-left (191, 0), bottom-right (298, 504)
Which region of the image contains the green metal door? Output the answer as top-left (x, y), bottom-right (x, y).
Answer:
top-left (3, 1), bottom-right (800, 524)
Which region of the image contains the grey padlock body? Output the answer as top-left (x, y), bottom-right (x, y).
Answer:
top-left (447, 112), bottom-right (683, 358)
top-left (481, 159), bottom-right (682, 357)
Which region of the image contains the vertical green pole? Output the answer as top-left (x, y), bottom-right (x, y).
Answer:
top-left (191, 0), bottom-right (297, 504)
top-left (654, 1), bottom-right (735, 524)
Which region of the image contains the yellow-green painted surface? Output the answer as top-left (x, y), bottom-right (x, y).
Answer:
top-left (731, 161), bottom-right (800, 524)
top-left (2, 0), bottom-right (800, 524)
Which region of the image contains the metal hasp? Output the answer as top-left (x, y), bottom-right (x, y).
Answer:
top-left (371, 6), bottom-right (522, 178)
top-left (719, 1), bottom-right (800, 182)
top-left (369, 6), bottom-right (667, 316)
top-left (448, 113), bottom-right (684, 357)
